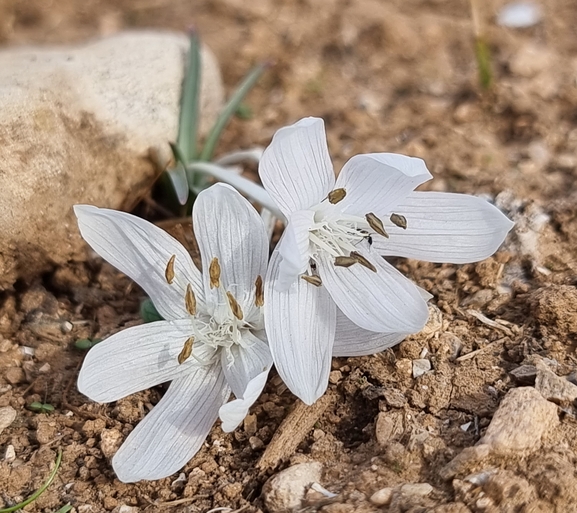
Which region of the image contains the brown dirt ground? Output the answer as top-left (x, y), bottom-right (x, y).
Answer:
top-left (1, 0), bottom-right (577, 511)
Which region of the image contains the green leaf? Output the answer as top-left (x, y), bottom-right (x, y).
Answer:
top-left (74, 338), bottom-right (102, 351)
top-left (55, 505), bottom-right (73, 513)
top-left (198, 62), bottom-right (269, 163)
top-left (176, 30), bottom-right (202, 163)
top-left (29, 402), bottom-right (55, 414)
top-left (475, 38), bottom-right (492, 90)
top-left (0, 450), bottom-right (63, 513)
top-left (140, 298), bottom-right (164, 323)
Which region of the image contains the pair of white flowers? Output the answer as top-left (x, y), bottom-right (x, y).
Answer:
top-left (76, 117), bottom-right (513, 482)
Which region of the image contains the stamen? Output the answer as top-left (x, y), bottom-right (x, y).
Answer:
top-left (351, 251), bottom-right (377, 272)
top-left (328, 188), bottom-right (347, 204)
top-left (226, 291), bottom-right (244, 320)
top-left (255, 275), bottom-right (264, 307)
top-left (390, 213), bottom-right (407, 229)
top-left (209, 257), bottom-right (221, 289)
top-left (365, 213), bottom-right (389, 238)
top-left (185, 284), bottom-right (197, 315)
top-left (334, 256), bottom-right (358, 268)
top-left (177, 336), bottom-right (194, 364)
top-left (301, 274), bottom-right (322, 287)
top-left (165, 254), bottom-right (176, 284)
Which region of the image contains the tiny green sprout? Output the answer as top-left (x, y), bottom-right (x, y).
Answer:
top-left (235, 103), bottom-right (253, 120)
top-left (55, 505), bottom-right (73, 513)
top-left (140, 298), bottom-right (163, 323)
top-left (0, 449), bottom-right (62, 513)
top-left (28, 402), bottom-right (55, 414)
top-left (74, 338), bottom-right (102, 351)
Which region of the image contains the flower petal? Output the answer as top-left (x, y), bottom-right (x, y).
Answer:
top-left (219, 369), bottom-right (270, 432)
top-left (277, 210), bottom-right (315, 290)
top-left (259, 117), bottom-right (335, 217)
top-left (264, 251), bottom-right (336, 405)
top-left (317, 249), bottom-right (429, 333)
top-left (332, 309), bottom-right (409, 357)
top-left (74, 205), bottom-right (204, 321)
top-left (77, 320), bottom-right (216, 403)
top-left (334, 153), bottom-right (432, 216)
top-left (112, 363), bottom-right (230, 482)
top-left (221, 332), bottom-right (272, 398)
top-left (193, 184), bottom-right (268, 319)
top-left (370, 192), bottom-right (514, 263)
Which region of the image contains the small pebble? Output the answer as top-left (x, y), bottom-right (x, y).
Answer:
top-left (100, 429), bottom-right (123, 458)
top-left (4, 444), bottom-right (16, 462)
top-left (369, 487), bottom-right (393, 506)
top-left (5, 367), bottom-right (25, 385)
top-left (329, 370), bottom-right (343, 384)
top-left (0, 406), bottom-right (17, 434)
top-left (263, 462), bottom-right (323, 512)
top-left (249, 436), bottom-right (264, 450)
top-left (244, 413), bottom-right (257, 435)
top-left (400, 483), bottom-right (433, 496)
top-left (412, 359), bottom-right (431, 378)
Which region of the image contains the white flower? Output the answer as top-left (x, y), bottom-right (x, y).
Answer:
top-left (259, 117), bottom-right (514, 405)
top-left (74, 184), bottom-right (272, 483)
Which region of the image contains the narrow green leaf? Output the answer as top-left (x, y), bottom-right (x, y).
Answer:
top-left (177, 30), bottom-right (202, 162)
top-left (55, 506), bottom-right (73, 513)
top-left (140, 298), bottom-right (164, 323)
top-left (475, 38), bottom-right (492, 90)
top-left (199, 62), bottom-right (269, 163)
top-left (75, 338), bottom-right (102, 351)
top-left (0, 450), bottom-right (63, 513)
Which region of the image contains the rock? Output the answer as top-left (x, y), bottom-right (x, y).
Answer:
top-left (111, 506), bottom-right (139, 513)
top-left (479, 387), bottom-right (558, 454)
top-left (413, 359), bottom-right (431, 378)
top-left (0, 406), bottom-right (17, 435)
top-left (4, 444), bottom-right (16, 462)
top-left (244, 413), bottom-right (258, 435)
top-left (100, 428), bottom-right (124, 458)
top-left (535, 362), bottom-right (577, 406)
top-left (36, 420), bottom-right (58, 444)
top-left (5, 367), bottom-right (25, 385)
top-left (530, 285), bottom-right (577, 337)
top-left (510, 364), bottom-right (537, 385)
top-left (263, 462), bottom-right (323, 512)
top-left (375, 411), bottom-right (405, 446)
top-left (440, 445), bottom-right (491, 480)
top-left (0, 31), bottom-right (223, 290)
top-left (249, 436), bottom-right (264, 450)
top-left (510, 44), bottom-right (555, 78)
top-left (401, 483), bottom-right (433, 496)
top-left (369, 487), bottom-right (393, 506)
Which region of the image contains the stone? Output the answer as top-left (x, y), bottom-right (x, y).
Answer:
top-left (369, 487), bottom-right (393, 506)
top-left (440, 444), bottom-right (491, 480)
top-left (375, 411), bottom-right (405, 446)
top-left (479, 387), bottom-right (558, 455)
top-left (510, 44), bottom-right (555, 78)
top-left (413, 358), bottom-right (431, 378)
top-left (0, 31), bottom-right (223, 290)
top-left (36, 420), bottom-right (58, 444)
top-left (535, 362), bottom-right (577, 406)
top-left (111, 506), bottom-right (139, 513)
top-left (510, 365), bottom-right (537, 385)
top-left (5, 367), bottom-right (25, 385)
top-left (401, 483), bottom-right (433, 496)
top-left (244, 413), bottom-right (258, 435)
top-left (4, 444), bottom-right (16, 462)
top-left (100, 428), bottom-right (124, 458)
top-left (249, 436), bottom-right (264, 450)
top-left (0, 406), bottom-right (17, 435)
top-left (263, 462), bottom-right (323, 512)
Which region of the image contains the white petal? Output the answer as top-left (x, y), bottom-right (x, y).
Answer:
top-left (334, 153), bottom-right (432, 216)
top-left (333, 309), bottom-right (408, 357)
top-left (221, 332), bottom-right (272, 398)
top-left (259, 117), bottom-right (335, 217)
top-left (317, 249), bottom-right (429, 333)
top-left (74, 205), bottom-right (204, 321)
top-left (277, 210), bottom-right (315, 290)
top-left (370, 192), bottom-right (514, 263)
top-left (264, 251), bottom-right (336, 405)
top-left (193, 184), bottom-right (268, 319)
top-left (77, 320), bottom-right (216, 403)
top-left (112, 364), bottom-right (230, 482)
top-left (219, 369), bottom-right (270, 432)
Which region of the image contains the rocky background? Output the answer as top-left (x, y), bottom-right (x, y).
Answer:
top-left (0, 0), bottom-right (576, 512)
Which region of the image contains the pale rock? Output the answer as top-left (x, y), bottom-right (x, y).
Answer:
top-left (375, 411), bottom-right (405, 446)
top-left (535, 361), bottom-right (577, 406)
top-left (510, 44), bottom-right (554, 78)
top-left (100, 428), bottom-right (124, 458)
top-left (498, 2), bottom-right (542, 28)
top-left (0, 31), bottom-right (223, 290)
top-left (0, 406), bottom-right (17, 435)
top-left (401, 483), bottom-right (434, 496)
top-left (440, 444), bottom-right (491, 480)
top-left (413, 358), bottom-right (431, 378)
top-left (4, 444), bottom-right (16, 462)
top-left (479, 387), bottom-right (558, 454)
top-left (112, 506), bottom-right (139, 513)
top-left (263, 462), bottom-right (323, 512)
top-left (369, 487), bottom-right (393, 506)
top-left (249, 436), bottom-right (264, 450)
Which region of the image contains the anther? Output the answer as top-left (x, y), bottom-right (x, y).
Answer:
top-left (328, 188), bottom-right (347, 204)
top-left (255, 275), bottom-right (264, 307)
top-left (334, 256), bottom-right (358, 268)
top-left (365, 213), bottom-right (389, 238)
top-left (301, 274), bottom-right (322, 287)
top-left (185, 284), bottom-right (197, 315)
top-left (390, 213), bottom-right (407, 229)
top-left (227, 291), bottom-right (244, 320)
top-left (351, 251), bottom-right (377, 272)
top-left (177, 337), bottom-right (194, 364)
top-left (165, 254), bottom-right (176, 284)
top-left (209, 257), bottom-right (221, 289)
